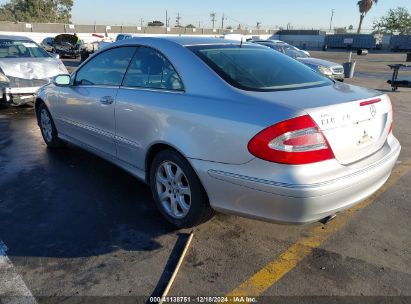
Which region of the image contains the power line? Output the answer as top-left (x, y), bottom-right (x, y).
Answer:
top-left (175, 12), bottom-right (181, 27)
top-left (221, 13), bottom-right (226, 29)
top-left (210, 12), bottom-right (216, 29)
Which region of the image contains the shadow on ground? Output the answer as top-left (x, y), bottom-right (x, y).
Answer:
top-left (0, 107), bottom-right (176, 259)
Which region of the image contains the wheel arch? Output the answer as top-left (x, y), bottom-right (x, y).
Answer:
top-left (144, 142), bottom-right (209, 202)
top-left (34, 97), bottom-right (48, 111)
top-left (145, 142), bottom-right (188, 183)
top-left (34, 97), bottom-right (46, 124)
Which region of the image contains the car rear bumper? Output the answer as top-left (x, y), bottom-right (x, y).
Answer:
top-left (190, 135), bottom-right (401, 224)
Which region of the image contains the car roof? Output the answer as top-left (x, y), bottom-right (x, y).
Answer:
top-left (0, 34), bottom-right (33, 41)
top-left (253, 39), bottom-right (287, 44)
top-left (120, 36), bottom-right (246, 47)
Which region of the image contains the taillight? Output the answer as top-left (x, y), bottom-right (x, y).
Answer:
top-left (248, 115), bottom-right (335, 165)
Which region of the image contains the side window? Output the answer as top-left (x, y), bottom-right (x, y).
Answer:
top-left (74, 47), bottom-right (135, 86)
top-left (123, 47), bottom-right (184, 91)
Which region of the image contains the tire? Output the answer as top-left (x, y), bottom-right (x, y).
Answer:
top-left (149, 150), bottom-right (214, 228)
top-left (36, 102), bottom-right (64, 148)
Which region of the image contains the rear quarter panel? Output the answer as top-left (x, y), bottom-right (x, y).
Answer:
top-left (114, 88), bottom-right (298, 168)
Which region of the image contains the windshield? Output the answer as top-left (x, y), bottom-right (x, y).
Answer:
top-left (283, 46), bottom-right (309, 58)
top-left (188, 44), bottom-right (331, 91)
top-left (0, 39), bottom-right (50, 58)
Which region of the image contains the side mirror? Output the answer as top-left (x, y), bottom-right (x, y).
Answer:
top-left (51, 53), bottom-right (60, 59)
top-left (54, 74), bottom-right (71, 86)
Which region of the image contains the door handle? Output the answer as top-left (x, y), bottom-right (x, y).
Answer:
top-left (100, 96), bottom-right (114, 105)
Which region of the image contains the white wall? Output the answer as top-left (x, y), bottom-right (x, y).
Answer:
top-left (0, 31), bottom-right (226, 44)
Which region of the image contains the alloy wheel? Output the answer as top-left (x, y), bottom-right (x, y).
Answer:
top-left (40, 108), bottom-right (53, 142)
top-left (155, 161), bottom-right (192, 219)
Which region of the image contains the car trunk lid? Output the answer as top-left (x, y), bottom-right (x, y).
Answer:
top-left (240, 82), bottom-right (393, 165)
top-left (306, 94), bottom-right (392, 165)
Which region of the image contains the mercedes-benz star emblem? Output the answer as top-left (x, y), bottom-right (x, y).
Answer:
top-left (370, 104), bottom-right (377, 117)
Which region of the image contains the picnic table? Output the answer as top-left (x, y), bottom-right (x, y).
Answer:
top-left (387, 64), bottom-right (411, 91)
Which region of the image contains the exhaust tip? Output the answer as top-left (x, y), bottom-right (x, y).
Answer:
top-left (319, 214), bottom-right (337, 225)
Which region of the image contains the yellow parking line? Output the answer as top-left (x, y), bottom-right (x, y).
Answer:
top-left (227, 159), bottom-right (411, 298)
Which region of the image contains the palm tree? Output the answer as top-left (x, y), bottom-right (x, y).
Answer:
top-left (357, 0), bottom-right (378, 34)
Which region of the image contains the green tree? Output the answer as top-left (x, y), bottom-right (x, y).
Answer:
top-left (373, 7), bottom-right (411, 34)
top-left (147, 20), bottom-right (164, 27)
top-left (357, 0), bottom-right (378, 34)
top-left (334, 27), bottom-right (348, 34)
top-left (0, 0), bottom-right (73, 23)
top-left (185, 24), bottom-right (196, 28)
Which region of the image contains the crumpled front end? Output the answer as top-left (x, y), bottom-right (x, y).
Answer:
top-left (0, 57), bottom-right (65, 105)
top-left (1, 76), bottom-right (53, 105)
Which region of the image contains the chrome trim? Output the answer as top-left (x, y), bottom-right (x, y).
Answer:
top-left (114, 135), bottom-right (142, 149)
top-left (120, 86), bottom-right (185, 94)
top-left (57, 117), bottom-right (114, 139)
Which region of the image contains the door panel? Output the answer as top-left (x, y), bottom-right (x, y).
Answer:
top-left (55, 46), bottom-right (136, 157)
top-left (115, 46), bottom-right (185, 169)
top-left (58, 86), bottom-right (118, 156)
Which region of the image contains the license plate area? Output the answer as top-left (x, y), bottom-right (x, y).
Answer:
top-left (354, 119), bottom-right (377, 147)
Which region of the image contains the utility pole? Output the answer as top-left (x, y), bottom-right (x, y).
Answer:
top-left (140, 18), bottom-right (144, 27)
top-left (329, 9), bottom-right (335, 32)
top-left (256, 21), bottom-right (261, 34)
top-left (210, 12), bottom-right (216, 29)
top-left (166, 10), bottom-right (168, 27)
top-left (176, 13), bottom-right (181, 27)
top-left (221, 14), bottom-right (225, 29)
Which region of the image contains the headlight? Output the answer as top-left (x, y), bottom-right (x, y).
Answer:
top-left (0, 73), bottom-right (10, 83)
top-left (317, 65), bottom-right (333, 76)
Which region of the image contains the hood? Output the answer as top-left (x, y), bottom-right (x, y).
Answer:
top-left (240, 81), bottom-right (380, 111)
top-left (297, 57), bottom-right (342, 68)
top-left (0, 58), bottom-right (67, 79)
top-left (54, 34), bottom-right (77, 46)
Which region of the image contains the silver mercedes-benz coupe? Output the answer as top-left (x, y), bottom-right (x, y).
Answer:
top-left (35, 37), bottom-right (400, 228)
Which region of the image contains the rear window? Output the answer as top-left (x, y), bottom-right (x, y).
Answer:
top-left (0, 39), bottom-right (49, 58)
top-left (188, 44), bottom-right (332, 91)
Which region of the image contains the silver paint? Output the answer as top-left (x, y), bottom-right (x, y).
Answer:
top-left (36, 36), bottom-right (401, 224)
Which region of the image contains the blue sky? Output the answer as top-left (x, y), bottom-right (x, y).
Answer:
top-left (1, 0), bottom-right (410, 29)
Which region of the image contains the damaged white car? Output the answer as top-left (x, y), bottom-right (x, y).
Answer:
top-left (0, 35), bottom-right (68, 106)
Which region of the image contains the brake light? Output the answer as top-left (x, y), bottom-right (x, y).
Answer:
top-left (360, 98), bottom-right (381, 106)
top-left (248, 115), bottom-right (335, 165)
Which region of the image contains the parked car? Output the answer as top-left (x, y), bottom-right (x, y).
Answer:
top-left (40, 37), bottom-right (55, 53)
top-left (254, 39), bottom-right (311, 56)
top-left (0, 35), bottom-right (68, 106)
top-left (115, 34), bottom-right (133, 42)
top-left (35, 37), bottom-right (400, 228)
top-left (54, 34), bottom-right (82, 58)
top-left (254, 40), bottom-right (345, 81)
